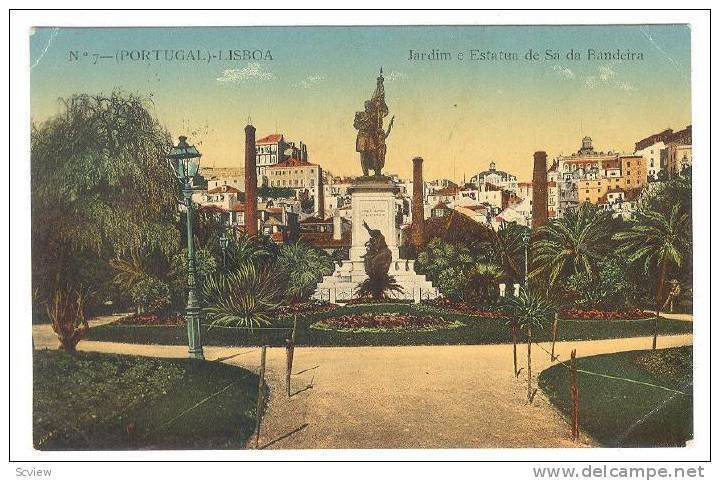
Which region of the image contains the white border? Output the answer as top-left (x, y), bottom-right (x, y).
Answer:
top-left (6, 7), bottom-right (713, 475)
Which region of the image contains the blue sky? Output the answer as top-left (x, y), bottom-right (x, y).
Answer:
top-left (30, 25), bottom-right (691, 181)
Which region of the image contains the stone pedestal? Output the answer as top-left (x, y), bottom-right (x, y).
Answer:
top-left (313, 176), bottom-right (438, 303)
top-left (348, 178), bottom-right (400, 262)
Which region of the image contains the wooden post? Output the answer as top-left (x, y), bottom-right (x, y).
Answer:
top-left (512, 321), bottom-right (519, 378)
top-left (550, 313), bottom-right (558, 361)
top-left (570, 349), bottom-right (579, 442)
top-left (286, 316), bottom-right (298, 397)
top-left (255, 346), bottom-right (267, 449)
top-left (526, 327), bottom-right (532, 401)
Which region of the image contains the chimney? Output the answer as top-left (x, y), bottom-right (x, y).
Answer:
top-left (317, 166), bottom-right (325, 219)
top-left (244, 124), bottom-right (258, 237)
top-left (411, 156), bottom-right (425, 248)
top-left (333, 208), bottom-right (341, 241)
top-left (532, 151), bottom-right (548, 228)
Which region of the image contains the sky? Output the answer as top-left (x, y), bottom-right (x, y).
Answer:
top-left (30, 25), bottom-right (691, 182)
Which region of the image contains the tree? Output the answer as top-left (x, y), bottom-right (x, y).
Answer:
top-left (564, 257), bottom-right (634, 310)
top-left (276, 242), bottom-right (334, 302)
top-left (613, 204), bottom-right (689, 349)
top-left (466, 262), bottom-right (504, 304)
top-left (416, 239), bottom-right (479, 302)
top-left (31, 91), bottom-right (179, 329)
top-left (46, 287), bottom-right (92, 352)
top-left (491, 223), bottom-right (529, 284)
top-left (503, 289), bottom-right (554, 401)
top-left (531, 203), bottom-right (614, 288)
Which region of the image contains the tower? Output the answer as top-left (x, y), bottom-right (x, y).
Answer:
top-left (532, 151), bottom-right (548, 228)
top-left (244, 124), bottom-right (258, 237)
top-left (411, 157), bottom-right (425, 248)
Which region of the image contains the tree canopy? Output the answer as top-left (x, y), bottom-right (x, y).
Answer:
top-left (32, 92), bottom-right (180, 312)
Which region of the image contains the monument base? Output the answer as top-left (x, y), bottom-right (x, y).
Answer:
top-left (312, 259), bottom-right (439, 303)
top-left (313, 176), bottom-right (438, 303)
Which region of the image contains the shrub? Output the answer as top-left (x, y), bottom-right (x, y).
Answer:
top-left (129, 277), bottom-right (171, 314)
top-left (201, 263), bottom-right (282, 329)
top-left (564, 258), bottom-right (634, 310)
top-left (276, 242), bottom-right (334, 302)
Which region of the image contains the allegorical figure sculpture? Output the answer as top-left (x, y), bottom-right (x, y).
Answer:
top-left (354, 68), bottom-right (395, 177)
top-left (361, 220), bottom-right (393, 278)
top-left (356, 220), bottom-right (399, 300)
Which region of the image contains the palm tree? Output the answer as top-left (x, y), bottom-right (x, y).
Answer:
top-left (276, 242), bottom-right (335, 302)
top-left (504, 288), bottom-right (554, 400)
top-left (531, 203), bottom-right (613, 288)
top-left (491, 223), bottom-right (528, 284)
top-left (228, 234), bottom-right (273, 269)
top-left (466, 262), bottom-right (504, 303)
top-left (613, 204), bottom-right (689, 349)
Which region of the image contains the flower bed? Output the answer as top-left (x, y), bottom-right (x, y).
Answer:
top-left (344, 298), bottom-right (414, 305)
top-left (310, 312), bottom-right (464, 333)
top-left (115, 313), bottom-right (185, 326)
top-left (560, 308), bottom-right (652, 321)
top-left (422, 298), bottom-right (506, 319)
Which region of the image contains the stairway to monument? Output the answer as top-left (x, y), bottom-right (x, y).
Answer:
top-left (313, 259), bottom-right (439, 303)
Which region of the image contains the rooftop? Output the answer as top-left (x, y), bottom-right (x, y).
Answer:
top-left (256, 133), bottom-right (284, 144)
top-left (267, 157), bottom-right (317, 169)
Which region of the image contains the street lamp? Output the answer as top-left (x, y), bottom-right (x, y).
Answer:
top-left (219, 229), bottom-right (230, 272)
top-left (523, 231), bottom-right (531, 290)
top-left (167, 136), bottom-right (204, 360)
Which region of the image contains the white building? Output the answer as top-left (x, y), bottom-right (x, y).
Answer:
top-left (469, 162), bottom-right (518, 193)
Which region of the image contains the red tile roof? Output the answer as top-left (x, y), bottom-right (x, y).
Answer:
top-left (267, 157), bottom-right (317, 169)
top-left (256, 134), bottom-right (284, 144)
top-left (208, 185), bottom-right (242, 194)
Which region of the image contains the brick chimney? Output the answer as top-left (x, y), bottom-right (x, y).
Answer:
top-left (244, 124), bottom-right (258, 237)
top-left (411, 156), bottom-right (425, 247)
top-left (333, 208), bottom-right (342, 241)
top-left (317, 166), bottom-right (325, 219)
top-left (532, 151), bottom-right (548, 228)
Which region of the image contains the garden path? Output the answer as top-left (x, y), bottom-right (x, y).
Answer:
top-left (32, 322), bottom-right (691, 449)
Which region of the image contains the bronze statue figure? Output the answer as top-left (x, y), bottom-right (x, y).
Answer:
top-left (361, 220), bottom-right (392, 278)
top-left (356, 220), bottom-right (400, 300)
top-left (354, 69), bottom-right (395, 176)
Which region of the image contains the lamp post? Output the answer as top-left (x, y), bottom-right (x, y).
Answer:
top-left (167, 136), bottom-right (204, 360)
top-left (523, 231), bottom-right (530, 291)
top-left (219, 229), bottom-right (229, 272)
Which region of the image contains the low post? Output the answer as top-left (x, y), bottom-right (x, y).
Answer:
top-left (255, 346), bottom-right (267, 449)
top-left (512, 321), bottom-right (519, 378)
top-left (550, 313), bottom-right (558, 361)
top-left (570, 349), bottom-right (580, 442)
top-left (286, 315), bottom-right (298, 397)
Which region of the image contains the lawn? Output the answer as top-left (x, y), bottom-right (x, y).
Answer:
top-left (34, 350), bottom-right (261, 450)
top-left (538, 346), bottom-right (693, 447)
top-left (84, 303), bottom-right (693, 347)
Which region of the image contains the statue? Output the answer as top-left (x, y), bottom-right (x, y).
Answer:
top-left (361, 220), bottom-right (392, 278)
top-left (354, 69), bottom-right (395, 177)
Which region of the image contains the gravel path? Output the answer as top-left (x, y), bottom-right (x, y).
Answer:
top-left (32, 321), bottom-right (692, 449)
